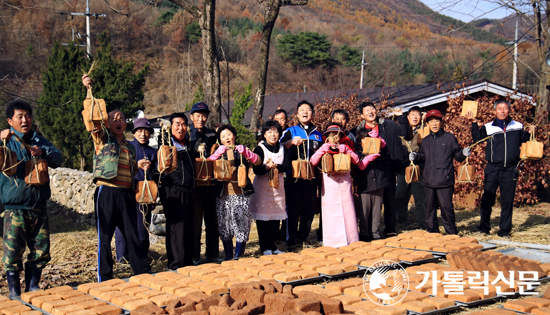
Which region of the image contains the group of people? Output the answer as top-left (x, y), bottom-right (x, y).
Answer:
top-left (1, 75), bottom-right (531, 297)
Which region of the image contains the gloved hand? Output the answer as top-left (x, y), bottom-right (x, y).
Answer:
top-left (318, 142), bottom-right (332, 154)
top-left (237, 145), bottom-right (258, 163)
top-left (358, 154), bottom-right (380, 170)
top-left (368, 129), bottom-right (379, 138)
top-left (338, 144), bottom-right (349, 153)
top-left (462, 147), bottom-right (471, 157)
top-left (409, 152), bottom-right (417, 162)
top-left (208, 145), bottom-right (227, 161)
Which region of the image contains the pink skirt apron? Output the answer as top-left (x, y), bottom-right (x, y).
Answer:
top-left (321, 172), bottom-right (359, 247)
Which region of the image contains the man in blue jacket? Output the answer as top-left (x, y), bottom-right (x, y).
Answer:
top-left (467, 99), bottom-right (530, 237)
top-left (280, 100), bottom-right (322, 250)
top-left (0, 100), bottom-right (63, 298)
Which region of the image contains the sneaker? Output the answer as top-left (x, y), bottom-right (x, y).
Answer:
top-left (263, 250), bottom-right (273, 256)
top-left (273, 249), bottom-right (284, 255)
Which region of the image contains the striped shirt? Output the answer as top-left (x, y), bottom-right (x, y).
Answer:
top-left (91, 128), bottom-right (135, 189)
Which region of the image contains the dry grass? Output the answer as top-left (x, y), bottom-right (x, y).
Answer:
top-left (1, 201), bottom-right (549, 315)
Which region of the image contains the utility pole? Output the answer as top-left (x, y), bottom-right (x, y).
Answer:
top-left (513, 19), bottom-right (518, 90)
top-left (61, 29), bottom-right (87, 47)
top-left (359, 51), bottom-right (369, 89)
top-left (60, 0), bottom-right (106, 58)
top-left (505, 19), bottom-right (526, 90)
top-left (360, 51), bottom-right (365, 89)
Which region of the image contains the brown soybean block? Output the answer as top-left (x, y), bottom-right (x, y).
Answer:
top-left (325, 282), bottom-right (356, 293)
top-left (317, 298), bottom-right (344, 314)
top-left (533, 308), bottom-right (550, 315)
top-left (160, 283), bottom-right (186, 295)
top-left (504, 300), bottom-right (538, 313)
top-left (89, 286), bottom-right (118, 297)
top-left (405, 291), bottom-right (430, 301)
top-left (55, 290), bottom-right (85, 300)
top-left (15, 312), bottom-right (43, 315)
top-left (466, 288), bottom-right (496, 299)
top-left (297, 270), bottom-right (319, 279)
top-left (77, 299), bottom-right (108, 309)
top-left (66, 295), bottom-right (96, 304)
top-left (421, 297), bottom-right (455, 309)
top-left (402, 300), bottom-right (436, 313)
top-left (51, 304), bottom-right (86, 315)
top-left (149, 294), bottom-right (177, 307)
top-left (341, 278), bottom-right (364, 286)
top-left (45, 286), bottom-right (73, 294)
top-left (30, 295), bottom-right (62, 308)
top-left (135, 290), bottom-right (164, 300)
top-left (0, 304), bottom-right (21, 315)
top-left (316, 266), bottom-right (344, 275)
top-left (122, 299), bottom-right (153, 311)
top-left (544, 286), bottom-right (550, 299)
top-left (173, 287), bottom-right (202, 297)
top-left (90, 304), bottom-right (123, 315)
top-left (123, 287), bottom-right (149, 296)
top-left (2, 305), bottom-right (32, 314)
top-left (129, 274), bottom-right (155, 284)
top-left (135, 303), bottom-right (167, 313)
top-left (331, 294), bottom-right (362, 305)
top-left (0, 298), bottom-right (9, 303)
top-left (448, 291), bottom-right (480, 303)
top-left (100, 279), bottom-right (126, 287)
top-left (112, 282), bottom-right (139, 291)
top-left (112, 294), bottom-right (140, 306)
top-left (42, 300), bottom-right (72, 313)
top-left (98, 290), bottom-right (127, 302)
top-left (286, 298), bottom-right (321, 313)
top-left (21, 291), bottom-right (49, 303)
top-left (77, 283), bottom-right (103, 294)
top-left (343, 286), bottom-right (364, 297)
top-left (522, 297), bottom-right (550, 308)
top-left (372, 305), bottom-right (408, 315)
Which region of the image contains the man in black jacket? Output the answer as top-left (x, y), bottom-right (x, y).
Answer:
top-left (159, 113), bottom-right (196, 270)
top-left (351, 102), bottom-right (409, 237)
top-left (466, 99), bottom-right (530, 237)
top-left (411, 109), bottom-right (470, 235)
top-left (188, 102), bottom-right (219, 264)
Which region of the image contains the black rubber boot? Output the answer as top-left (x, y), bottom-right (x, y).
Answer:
top-left (222, 240), bottom-right (233, 261)
top-left (25, 268), bottom-right (41, 292)
top-left (7, 270), bottom-right (21, 299)
top-left (234, 242), bottom-right (246, 260)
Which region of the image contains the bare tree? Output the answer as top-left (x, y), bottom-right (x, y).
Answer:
top-left (249, 0), bottom-right (307, 132)
top-left (167, 0), bottom-right (222, 125)
top-left (477, 1), bottom-right (548, 118)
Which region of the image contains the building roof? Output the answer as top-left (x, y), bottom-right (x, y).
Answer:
top-left (148, 80), bottom-right (534, 127)
top-left (221, 79), bottom-right (534, 124)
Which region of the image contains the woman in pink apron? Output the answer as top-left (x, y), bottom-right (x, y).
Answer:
top-left (249, 120), bottom-right (290, 255)
top-left (310, 124), bottom-right (377, 247)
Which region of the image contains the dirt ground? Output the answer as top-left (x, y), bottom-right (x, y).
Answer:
top-left (1, 202), bottom-right (549, 314)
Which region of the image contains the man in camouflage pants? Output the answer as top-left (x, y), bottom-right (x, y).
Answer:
top-left (0, 100), bottom-right (62, 298)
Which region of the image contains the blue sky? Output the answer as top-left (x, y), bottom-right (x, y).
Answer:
top-left (419, 0), bottom-right (515, 22)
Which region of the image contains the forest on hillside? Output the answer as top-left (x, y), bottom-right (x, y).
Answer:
top-left (0, 0), bottom-right (541, 120)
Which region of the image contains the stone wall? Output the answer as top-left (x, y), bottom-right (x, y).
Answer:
top-left (48, 167), bottom-right (96, 225)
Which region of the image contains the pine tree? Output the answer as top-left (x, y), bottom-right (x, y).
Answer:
top-left (230, 83), bottom-right (256, 148)
top-left (37, 32), bottom-right (149, 171)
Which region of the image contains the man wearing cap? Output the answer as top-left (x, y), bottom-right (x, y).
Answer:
top-left (395, 106), bottom-right (426, 228)
top-left (410, 109), bottom-right (470, 235)
top-left (82, 75), bottom-right (151, 281)
top-left (188, 102), bottom-right (220, 264)
top-left (466, 99), bottom-right (530, 237)
top-left (114, 118), bottom-right (157, 263)
top-left (280, 100), bottom-right (323, 250)
top-left (352, 102), bottom-right (409, 238)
